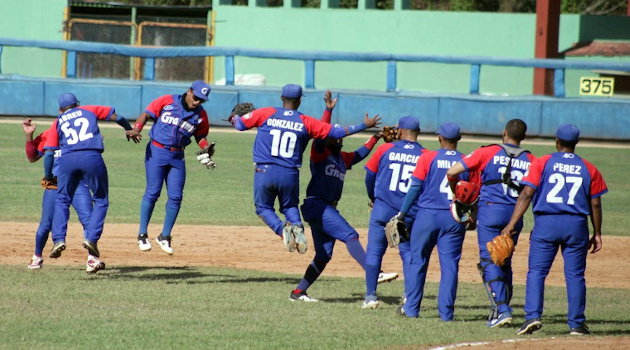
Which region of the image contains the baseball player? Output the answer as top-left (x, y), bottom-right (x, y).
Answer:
top-left (290, 91), bottom-right (396, 302)
top-left (228, 84), bottom-right (381, 255)
top-left (502, 124), bottom-right (606, 336)
top-left (393, 122), bottom-right (476, 320)
top-left (126, 80), bottom-right (214, 255)
top-left (363, 115), bottom-right (428, 309)
top-left (44, 92), bottom-right (139, 273)
top-left (446, 118), bottom-right (536, 327)
top-left (23, 118), bottom-right (93, 270)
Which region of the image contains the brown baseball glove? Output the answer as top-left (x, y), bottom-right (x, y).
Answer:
top-left (487, 232), bottom-right (515, 266)
top-left (381, 126), bottom-right (398, 143)
top-left (41, 176), bottom-right (58, 190)
top-left (385, 214), bottom-right (406, 248)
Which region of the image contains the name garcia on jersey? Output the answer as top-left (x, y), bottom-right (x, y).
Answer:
top-left (266, 118), bottom-right (304, 132)
top-left (389, 152), bottom-right (419, 164)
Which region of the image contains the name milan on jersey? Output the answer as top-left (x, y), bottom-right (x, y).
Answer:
top-left (389, 152), bottom-right (419, 164)
top-left (59, 110), bottom-right (83, 123)
top-left (325, 164), bottom-right (345, 181)
top-left (266, 118), bottom-right (304, 132)
top-left (160, 112), bottom-right (195, 133)
top-left (437, 159), bottom-right (457, 169)
top-left (493, 155), bottom-right (530, 171)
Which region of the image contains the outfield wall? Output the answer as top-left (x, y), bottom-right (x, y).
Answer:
top-left (2, 76), bottom-right (629, 140)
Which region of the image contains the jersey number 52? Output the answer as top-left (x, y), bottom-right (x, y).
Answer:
top-left (60, 117), bottom-right (94, 145)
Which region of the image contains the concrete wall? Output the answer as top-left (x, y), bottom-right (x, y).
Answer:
top-left (0, 0), bottom-right (66, 78)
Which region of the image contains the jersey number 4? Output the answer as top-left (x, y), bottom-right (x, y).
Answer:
top-left (546, 174), bottom-right (583, 205)
top-left (269, 129), bottom-right (297, 158)
top-left (60, 117), bottom-right (94, 145)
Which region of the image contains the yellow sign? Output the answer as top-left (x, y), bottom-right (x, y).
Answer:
top-left (579, 77), bottom-right (614, 96)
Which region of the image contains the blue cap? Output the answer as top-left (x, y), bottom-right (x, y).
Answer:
top-left (398, 116), bottom-right (420, 131)
top-left (58, 92), bottom-right (78, 108)
top-left (436, 122), bottom-right (461, 140)
top-left (555, 124), bottom-right (580, 142)
top-left (281, 84), bottom-right (304, 99)
top-left (190, 80), bottom-right (211, 101)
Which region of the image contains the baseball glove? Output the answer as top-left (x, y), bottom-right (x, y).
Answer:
top-left (487, 232), bottom-right (515, 267)
top-left (41, 176), bottom-right (58, 190)
top-left (227, 102), bottom-right (255, 123)
top-left (385, 215), bottom-right (406, 248)
top-left (381, 126), bottom-right (398, 143)
top-left (196, 142), bottom-right (217, 170)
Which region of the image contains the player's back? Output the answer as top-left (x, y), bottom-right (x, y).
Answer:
top-left (55, 106), bottom-right (108, 154)
top-left (415, 149), bottom-right (465, 210)
top-left (367, 140), bottom-right (426, 210)
top-left (252, 107), bottom-right (312, 168)
top-left (529, 152), bottom-right (595, 216)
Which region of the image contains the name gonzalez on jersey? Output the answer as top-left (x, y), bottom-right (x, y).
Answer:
top-left (266, 118), bottom-right (304, 132)
top-left (161, 111), bottom-right (196, 133)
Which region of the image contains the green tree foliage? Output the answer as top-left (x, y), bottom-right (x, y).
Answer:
top-left (110, 0), bottom-right (628, 14)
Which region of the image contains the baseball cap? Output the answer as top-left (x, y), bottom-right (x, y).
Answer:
top-left (398, 116), bottom-right (420, 131)
top-left (436, 122), bottom-right (461, 140)
top-left (281, 84), bottom-right (304, 99)
top-left (58, 92), bottom-right (78, 108)
top-left (190, 80), bottom-right (211, 101)
top-left (555, 124), bottom-right (580, 142)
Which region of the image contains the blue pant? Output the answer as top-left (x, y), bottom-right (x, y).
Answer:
top-left (254, 163), bottom-right (301, 236)
top-left (525, 214), bottom-right (589, 329)
top-left (52, 150), bottom-right (108, 244)
top-left (365, 199), bottom-right (412, 298)
top-left (142, 143), bottom-right (186, 209)
top-left (35, 183), bottom-right (92, 256)
top-left (301, 198), bottom-right (359, 261)
top-left (476, 202), bottom-right (522, 315)
top-left (403, 209), bottom-right (466, 321)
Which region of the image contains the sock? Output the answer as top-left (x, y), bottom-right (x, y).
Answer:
top-left (162, 205), bottom-right (180, 237)
top-left (296, 259), bottom-right (328, 291)
top-left (345, 238), bottom-right (366, 269)
top-left (139, 199), bottom-right (155, 235)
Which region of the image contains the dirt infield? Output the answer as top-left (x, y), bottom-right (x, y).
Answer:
top-left (3, 222), bottom-right (629, 290)
top-left (3, 222), bottom-right (630, 349)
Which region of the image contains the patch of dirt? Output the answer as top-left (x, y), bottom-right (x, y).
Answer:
top-left (2, 222), bottom-right (629, 290)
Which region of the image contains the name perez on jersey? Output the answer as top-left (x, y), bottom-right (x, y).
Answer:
top-left (59, 110), bottom-right (83, 123)
top-left (325, 164), bottom-right (345, 181)
top-left (553, 162), bottom-right (582, 175)
top-left (389, 152), bottom-right (419, 164)
top-left (493, 155), bottom-right (531, 171)
top-left (266, 118), bottom-right (304, 132)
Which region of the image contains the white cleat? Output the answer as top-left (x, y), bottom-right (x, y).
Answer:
top-left (377, 272), bottom-right (399, 284)
top-left (138, 234), bottom-right (152, 251)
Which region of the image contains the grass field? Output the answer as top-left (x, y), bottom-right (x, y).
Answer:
top-left (1, 120), bottom-right (630, 349)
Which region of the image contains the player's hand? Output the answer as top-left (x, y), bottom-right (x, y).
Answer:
top-left (589, 234), bottom-right (602, 254)
top-left (364, 113), bottom-right (381, 129)
top-left (22, 118), bottom-right (36, 135)
top-left (323, 90), bottom-right (337, 110)
top-left (126, 129), bottom-right (142, 143)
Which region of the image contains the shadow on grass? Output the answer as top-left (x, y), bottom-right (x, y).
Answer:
top-left (95, 266), bottom-right (302, 284)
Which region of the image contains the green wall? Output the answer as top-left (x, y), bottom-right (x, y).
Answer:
top-left (211, 7), bottom-right (630, 97)
top-left (1, 0), bottom-right (629, 97)
top-left (0, 0), bottom-right (66, 78)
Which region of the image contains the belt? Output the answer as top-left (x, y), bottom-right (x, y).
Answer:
top-left (152, 140), bottom-right (183, 152)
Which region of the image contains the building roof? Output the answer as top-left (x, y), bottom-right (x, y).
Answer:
top-left (562, 41), bottom-right (630, 57)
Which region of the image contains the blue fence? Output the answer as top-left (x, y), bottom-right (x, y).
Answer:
top-left (1, 37), bottom-right (630, 140)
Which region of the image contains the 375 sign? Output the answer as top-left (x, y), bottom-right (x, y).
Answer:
top-left (579, 77), bottom-right (614, 96)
